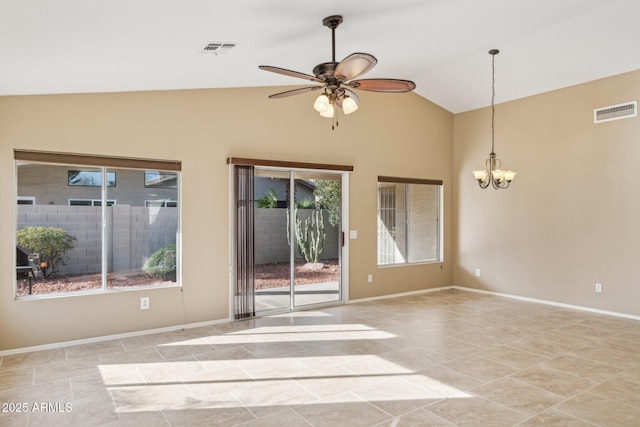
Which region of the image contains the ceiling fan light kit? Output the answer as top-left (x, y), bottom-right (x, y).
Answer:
top-left (259, 15), bottom-right (416, 129)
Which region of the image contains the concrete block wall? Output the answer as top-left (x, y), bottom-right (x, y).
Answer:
top-left (254, 208), bottom-right (340, 265)
top-left (17, 205), bottom-right (177, 276)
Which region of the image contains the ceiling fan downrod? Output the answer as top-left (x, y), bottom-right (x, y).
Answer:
top-left (322, 15), bottom-right (343, 63)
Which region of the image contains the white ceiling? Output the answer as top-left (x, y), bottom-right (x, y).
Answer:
top-left (1, 0), bottom-right (639, 113)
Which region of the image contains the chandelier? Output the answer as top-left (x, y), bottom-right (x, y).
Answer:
top-left (472, 49), bottom-right (516, 189)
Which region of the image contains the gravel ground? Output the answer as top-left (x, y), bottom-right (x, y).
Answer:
top-left (16, 260), bottom-right (339, 296)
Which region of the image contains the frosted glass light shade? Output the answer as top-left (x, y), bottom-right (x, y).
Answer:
top-left (492, 169), bottom-right (505, 181)
top-left (342, 97), bottom-right (359, 115)
top-left (503, 170), bottom-right (517, 182)
top-left (313, 94), bottom-right (329, 113)
top-left (320, 104), bottom-right (334, 118)
top-left (472, 170), bottom-right (488, 181)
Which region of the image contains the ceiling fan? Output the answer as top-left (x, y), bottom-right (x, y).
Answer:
top-left (259, 15), bottom-right (416, 127)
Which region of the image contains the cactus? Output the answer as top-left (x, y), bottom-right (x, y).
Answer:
top-left (288, 209), bottom-right (326, 263)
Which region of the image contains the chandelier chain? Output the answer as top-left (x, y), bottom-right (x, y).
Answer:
top-left (491, 52), bottom-right (496, 155)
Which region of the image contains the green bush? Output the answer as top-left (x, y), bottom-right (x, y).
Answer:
top-left (16, 226), bottom-right (76, 276)
top-left (143, 244), bottom-right (177, 281)
top-left (255, 188), bottom-right (278, 208)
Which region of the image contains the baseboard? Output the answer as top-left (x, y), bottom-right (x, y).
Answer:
top-left (0, 317), bottom-right (230, 357)
top-left (5, 285), bottom-right (637, 356)
top-left (347, 285), bottom-right (454, 304)
top-left (453, 285), bottom-right (640, 321)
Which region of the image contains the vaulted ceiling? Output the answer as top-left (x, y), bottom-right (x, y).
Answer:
top-left (2, 0), bottom-right (638, 113)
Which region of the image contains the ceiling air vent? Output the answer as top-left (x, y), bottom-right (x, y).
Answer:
top-left (594, 101), bottom-right (637, 123)
top-left (202, 42), bottom-right (236, 55)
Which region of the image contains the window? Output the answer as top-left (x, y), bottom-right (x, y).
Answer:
top-left (68, 170), bottom-right (116, 187)
top-left (145, 171), bottom-right (177, 188)
top-left (14, 150), bottom-right (181, 297)
top-left (377, 176), bottom-right (442, 265)
top-left (69, 199), bottom-right (116, 206)
top-left (145, 200), bottom-right (178, 207)
top-left (17, 196), bottom-right (35, 205)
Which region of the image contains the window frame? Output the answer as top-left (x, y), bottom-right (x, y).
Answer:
top-left (377, 176), bottom-right (443, 267)
top-left (14, 150), bottom-right (182, 299)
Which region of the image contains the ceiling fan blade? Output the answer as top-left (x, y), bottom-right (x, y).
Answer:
top-left (335, 53), bottom-right (377, 81)
top-left (348, 78), bottom-right (416, 93)
top-left (259, 65), bottom-right (323, 83)
top-left (268, 86), bottom-right (323, 99)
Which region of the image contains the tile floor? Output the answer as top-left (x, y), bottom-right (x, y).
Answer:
top-left (1, 289), bottom-right (640, 426)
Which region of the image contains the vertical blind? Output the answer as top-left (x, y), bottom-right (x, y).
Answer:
top-left (234, 165), bottom-right (255, 319)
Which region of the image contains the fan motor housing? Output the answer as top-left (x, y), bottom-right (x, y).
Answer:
top-left (313, 62), bottom-right (338, 79)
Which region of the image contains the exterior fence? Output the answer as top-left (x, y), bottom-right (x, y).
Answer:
top-left (16, 206), bottom-right (337, 276)
top-left (17, 205), bottom-right (177, 276)
top-left (254, 208), bottom-right (339, 264)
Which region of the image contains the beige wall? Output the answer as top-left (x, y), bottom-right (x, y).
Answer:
top-left (454, 69), bottom-right (640, 316)
top-left (0, 86), bottom-right (453, 350)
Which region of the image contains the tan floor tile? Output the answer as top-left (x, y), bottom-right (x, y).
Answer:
top-left (444, 355), bottom-right (517, 383)
top-left (70, 373), bottom-right (114, 400)
top-left (65, 340), bottom-right (125, 360)
top-left (379, 346), bottom-right (450, 371)
top-left (64, 393), bottom-right (119, 426)
top-left (426, 396), bottom-right (527, 426)
top-left (509, 335), bottom-right (576, 358)
top-left (101, 410), bottom-right (170, 427)
top-left (154, 342), bottom-right (214, 360)
top-left (0, 411), bottom-right (28, 427)
top-left (556, 392), bottom-right (640, 426)
top-left (472, 378), bottom-right (564, 416)
top-left (293, 393), bottom-right (392, 427)
top-left (97, 363), bottom-right (146, 386)
top-left (541, 354), bottom-right (623, 382)
top-left (0, 366), bottom-right (34, 391)
top-left (162, 407), bottom-right (256, 426)
top-left (373, 408), bottom-right (455, 426)
top-left (241, 340), bottom-right (308, 358)
top-left (34, 358), bottom-right (100, 384)
top-left (352, 376), bottom-right (442, 416)
top-left (294, 375), bottom-right (373, 399)
top-left (409, 366), bottom-right (483, 394)
top-left (232, 379), bottom-right (319, 418)
top-left (237, 409), bottom-right (310, 426)
top-left (185, 366), bottom-right (256, 397)
top-left (135, 359), bottom-right (207, 384)
top-left (110, 383), bottom-right (199, 412)
top-left (509, 366), bottom-right (595, 397)
top-left (517, 409), bottom-right (598, 426)
top-left (479, 345), bottom-right (549, 370)
top-left (589, 377), bottom-right (640, 407)
top-left (120, 332), bottom-right (175, 351)
top-left (99, 347), bottom-right (164, 365)
top-left (0, 378), bottom-right (72, 405)
top-left (0, 348), bottom-right (66, 370)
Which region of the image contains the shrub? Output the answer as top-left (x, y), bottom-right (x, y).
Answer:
top-left (255, 188), bottom-right (278, 208)
top-left (143, 244), bottom-right (177, 281)
top-left (16, 226), bottom-right (76, 276)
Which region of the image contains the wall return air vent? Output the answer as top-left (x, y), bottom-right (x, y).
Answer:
top-left (594, 101), bottom-right (637, 123)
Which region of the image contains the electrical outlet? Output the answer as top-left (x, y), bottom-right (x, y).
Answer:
top-left (595, 283), bottom-right (602, 293)
top-left (475, 268), bottom-right (481, 278)
top-left (367, 274), bottom-right (373, 283)
top-left (140, 296), bottom-right (150, 310)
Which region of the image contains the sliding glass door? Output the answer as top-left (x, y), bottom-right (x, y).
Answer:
top-left (252, 168), bottom-right (342, 313)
